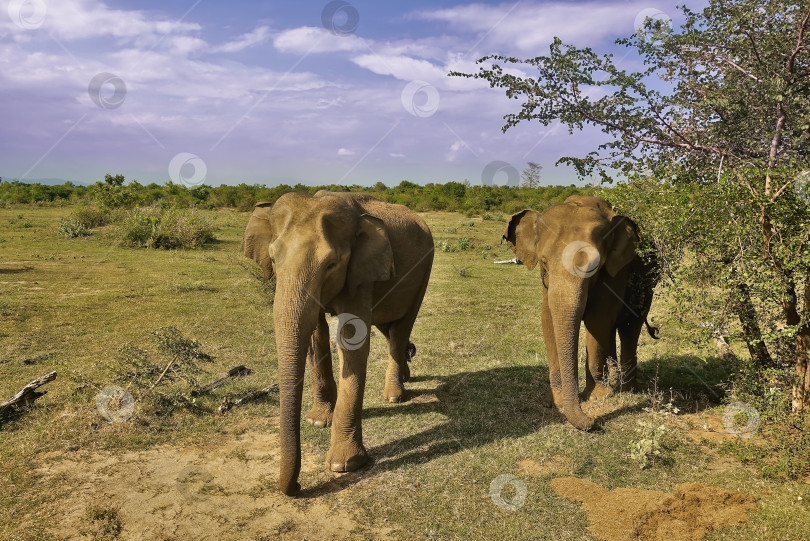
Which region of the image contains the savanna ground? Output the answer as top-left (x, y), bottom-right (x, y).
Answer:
top-left (1, 206), bottom-right (809, 540)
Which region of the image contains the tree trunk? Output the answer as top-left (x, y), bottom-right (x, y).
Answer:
top-left (793, 277), bottom-right (810, 412)
top-left (733, 282), bottom-right (773, 368)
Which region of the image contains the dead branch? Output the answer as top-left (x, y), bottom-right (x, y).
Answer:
top-left (218, 384), bottom-right (279, 414)
top-left (0, 371), bottom-right (57, 420)
top-left (191, 365), bottom-right (252, 397)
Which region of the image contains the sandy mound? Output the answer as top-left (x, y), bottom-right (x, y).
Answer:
top-left (36, 431), bottom-right (368, 540)
top-left (550, 477), bottom-right (758, 541)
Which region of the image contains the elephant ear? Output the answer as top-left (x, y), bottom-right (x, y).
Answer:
top-left (605, 215), bottom-right (638, 277)
top-left (347, 214), bottom-right (395, 296)
top-left (241, 201), bottom-right (275, 280)
top-left (502, 209), bottom-right (541, 270)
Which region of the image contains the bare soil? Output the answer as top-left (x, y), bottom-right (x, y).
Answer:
top-left (550, 476), bottom-right (758, 541)
top-left (36, 430), bottom-right (376, 540)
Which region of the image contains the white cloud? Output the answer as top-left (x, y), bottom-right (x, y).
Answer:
top-left (445, 140), bottom-right (464, 162)
top-left (170, 36), bottom-right (207, 56)
top-left (337, 148), bottom-right (355, 156)
top-left (390, 153), bottom-right (405, 158)
top-left (273, 26), bottom-right (368, 54)
top-left (414, 2), bottom-right (646, 52)
top-left (212, 26), bottom-right (271, 54)
top-left (3, 0), bottom-right (201, 42)
top-left (351, 54), bottom-right (447, 84)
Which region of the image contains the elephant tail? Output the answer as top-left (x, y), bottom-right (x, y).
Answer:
top-left (645, 319), bottom-right (660, 339)
top-left (406, 342), bottom-right (416, 362)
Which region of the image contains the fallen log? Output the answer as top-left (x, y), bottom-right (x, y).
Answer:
top-left (218, 383), bottom-right (279, 413)
top-left (191, 365), bottom-right (252, 397)
top-left (0, 371), bottom-right (57, 420)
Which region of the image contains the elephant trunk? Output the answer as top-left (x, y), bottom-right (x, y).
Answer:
top-left (549, 283), bottom-right (595, 431)
top-left (274, 278), bottom-right (319, 496)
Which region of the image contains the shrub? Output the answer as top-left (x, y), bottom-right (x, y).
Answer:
top-left (70, 205), bottom-right (111, 228)
top-left (58, 217), bottom-right (89, 238)
top-left (119, 207), bottom-right (214, 249)
top-left (456, 237), bottom-right (471, 251)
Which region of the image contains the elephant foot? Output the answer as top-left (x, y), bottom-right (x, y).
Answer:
top-left (327, 443), bottom-right (369, 473)
top-left (305, 404), bottom-right (334, 428)
top-left (584, 383), bottom-right (613, 402)
top-left (383, 381), bottom-right (407, 403)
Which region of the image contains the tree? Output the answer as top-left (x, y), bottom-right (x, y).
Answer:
top-left (521, 162), bottom-right (543, 188)
top-left (104, 173), bottom-right (125, 187)
top-left (451, 0), bottom-right (810, 412)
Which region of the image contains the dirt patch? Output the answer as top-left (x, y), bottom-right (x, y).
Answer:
top-left (518, 454), bottom-right (571, 477)
top-left (550, 476), bottom-right (758, 541)
top-left (679, 412), bottom-right (738, 445)
top-left (36, 431), bottom-right (375, 540)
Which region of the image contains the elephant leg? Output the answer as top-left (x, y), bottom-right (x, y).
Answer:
top-left (617, 319), bottom-right (644, 392)
top-left (541, 295), bottom-right (564, 409)
top-left (381, 321), bottom-right (417, 403)
top-left (380, 274), bottom-right (429, 403)
top-left (327, 303), bottom-right (371, 473)
top-left (582, 321), bottom-right (616, 402)
top-left (305, 313), bottom-right (337, 428)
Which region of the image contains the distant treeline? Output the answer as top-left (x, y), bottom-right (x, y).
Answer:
top-left (0, 177), bottom-right (590, 215)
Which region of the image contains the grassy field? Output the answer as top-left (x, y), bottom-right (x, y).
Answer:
top-left (1, 206), bottom-right (808, 540)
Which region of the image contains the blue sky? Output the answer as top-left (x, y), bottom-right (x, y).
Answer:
top-left (0, 0), bottom-right (700, 187)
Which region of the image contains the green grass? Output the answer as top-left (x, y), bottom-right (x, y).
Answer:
top-left (0, 206), bottom-right (808, 540)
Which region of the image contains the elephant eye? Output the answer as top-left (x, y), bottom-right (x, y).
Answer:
top-left (325, 260), bottom-right (337, 271)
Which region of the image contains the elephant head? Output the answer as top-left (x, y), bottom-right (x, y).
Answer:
top-left (503, 195), bottom-right (638, 430)
top-left (241, 192), bottom-right (395, 495)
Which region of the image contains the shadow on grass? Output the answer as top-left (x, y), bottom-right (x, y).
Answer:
top-left (299, 355), bottom-right (735, 497)
top-left (636, 354), bottom-right (733, 411)
top-left (301, 364), bottom-right (559, 497)
top-left (0, 266), bottom-right (33, 274)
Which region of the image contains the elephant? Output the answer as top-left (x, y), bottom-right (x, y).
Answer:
top-left (503, 195), bottom-right (658, 430)
top-left (241, 191), bottom-right (434, 496)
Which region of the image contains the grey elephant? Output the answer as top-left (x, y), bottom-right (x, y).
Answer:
top-left (242, 191), bottom-right (434, 496)
top-left (503, 195), bottom-right (657, 430)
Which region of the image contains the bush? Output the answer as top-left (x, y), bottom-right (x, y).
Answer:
top-left (70, 205), bottom-right (112, 228)
top-left (58, 217), bottom-right (89, 238)
top-left (119, 207), bottom-right (214, 249)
